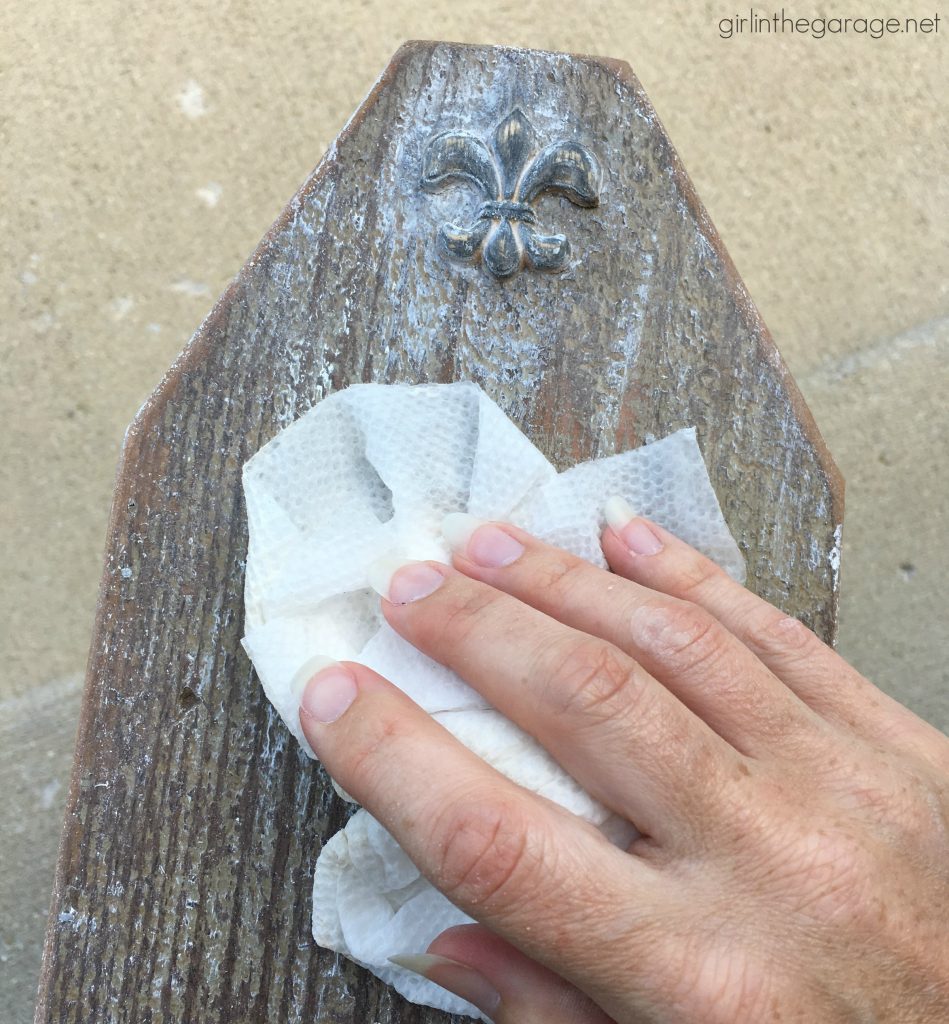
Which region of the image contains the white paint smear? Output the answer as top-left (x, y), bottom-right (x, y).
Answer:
top-left (109, 296), bottom-right (134, 320)
top-left (177, 79), bottom-right (207, 119)
top-left (195, 182), bottom-right (223, 207)
top-left (170, 279), bottom-right (211, 297)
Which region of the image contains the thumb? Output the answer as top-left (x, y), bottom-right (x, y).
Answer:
top-left (390, 924), bottom-right (615, 1024)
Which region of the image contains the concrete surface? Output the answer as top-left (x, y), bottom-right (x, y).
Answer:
top-left (1, 1), bottom-right (946, 1020)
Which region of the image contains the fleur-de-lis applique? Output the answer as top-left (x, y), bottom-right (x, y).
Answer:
top-left (420, 108), bottom-right (601, 278)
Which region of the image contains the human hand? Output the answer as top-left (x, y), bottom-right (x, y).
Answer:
top-left (298, 505), bottom-right (949, 1023)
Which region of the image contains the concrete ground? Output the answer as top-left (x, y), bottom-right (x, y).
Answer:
top-left (1, 2), bottom-right (946, 1019)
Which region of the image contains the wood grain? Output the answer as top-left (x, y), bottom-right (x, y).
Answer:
top-left (36, 40), bottom-right (843, 1023)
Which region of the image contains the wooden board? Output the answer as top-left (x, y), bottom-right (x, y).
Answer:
top-left (36, 40), bottom-right (843, 1023)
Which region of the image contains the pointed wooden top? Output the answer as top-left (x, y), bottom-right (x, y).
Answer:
top-left (37, 41), bottom-right (841, 1023)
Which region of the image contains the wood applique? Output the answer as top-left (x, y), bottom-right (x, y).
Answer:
top-left (420, 107), bottom-right (601, 276)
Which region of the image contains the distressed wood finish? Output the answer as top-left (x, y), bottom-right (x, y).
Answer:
top-left (36, 41), bottom-right (843, 1023)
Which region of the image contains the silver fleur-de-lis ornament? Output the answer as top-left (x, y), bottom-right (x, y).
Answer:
top-left (420, 108), bottom-right (601, 278)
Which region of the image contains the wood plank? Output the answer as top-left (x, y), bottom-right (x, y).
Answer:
top-left (36, 40), bottom-right (843, 1023)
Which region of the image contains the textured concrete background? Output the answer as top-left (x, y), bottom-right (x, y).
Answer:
top-left (1, 2), bottom-right (946, 1019)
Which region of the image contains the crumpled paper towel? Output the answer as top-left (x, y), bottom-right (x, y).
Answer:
top-left (241, 381), bottom-right (745, 1019)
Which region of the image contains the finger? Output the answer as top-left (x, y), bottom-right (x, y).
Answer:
top-left (599, 503), bottom-right (947, 755)
top-left (440, 513), bottom-right (824, 758)
top-left (297, 660), bottom-right (665, 996)
top-left (391, 924), bottom-right (617, 1024)
top-left (372, 560), bottom-right (745, 843)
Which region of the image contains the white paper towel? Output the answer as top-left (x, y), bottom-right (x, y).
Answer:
top-left (241, 381), bottom-right (745, 1019)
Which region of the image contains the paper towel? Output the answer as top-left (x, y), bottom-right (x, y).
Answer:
top-left (241, 381), bottom-right (744, 1019)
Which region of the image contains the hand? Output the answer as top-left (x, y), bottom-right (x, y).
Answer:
top-left (298, 508), bottom-right (949, 1023)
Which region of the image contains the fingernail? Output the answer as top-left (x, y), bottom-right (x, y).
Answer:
top-left (389, 953), bottom-right (501, 1017)
top-left (300, 663), bottom-right (358, 724)
top-left (367, 555), bottom-right (447, 604)
top-left (292, 654), bottom-right (339, 701)
top-left (604, 496), bottom-right (664, 556)
top-left (442, 513), bottom-right (524, 567)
